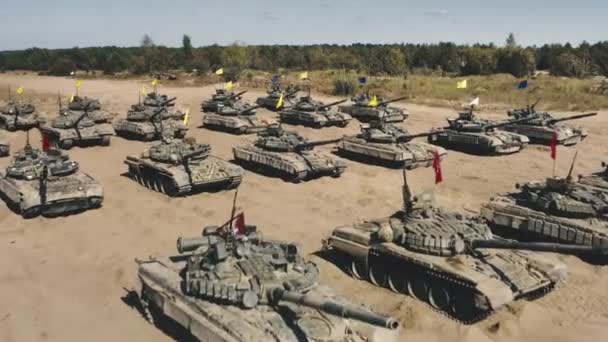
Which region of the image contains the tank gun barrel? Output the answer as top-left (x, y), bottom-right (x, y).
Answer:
top-left (238, 104), bottom-right (261, 115)
top-left (295, 137), bottom-right (343, 150)
top-left (484, 115), bottom-right (537, 130)
top-left (548, 112), bottom-right (597, 124)
top-left (318, 99), bottom-right (348, 110)
top-left (469, 239), bottom-right (608, 256)
top-left (377, 96), bottom-right (408, 107)
top-left (229, 90), bottom-right (248, 100)
top-left (398, 130), bottom-right (441, 142)
top-left (177, 236), bottom-right (209, 253)
top-left (271, 288), bottom-right (399, 330)
top-left (150, 97), bottom-right (176, 120)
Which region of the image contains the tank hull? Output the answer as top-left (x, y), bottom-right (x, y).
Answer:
top-left (481, 197), bottom-right (608, 247)
top-left (202, 114), bottom-right (266, 134)
top-left (232, 145), bottom-right (346, 182)
top-left (0, 113), bottom-right (40, 131)
top-left (113, 119), bottom-right (188, 141)
top-left (579, 173), bottom-right (608, 191)
top-left (501, 123), bottom-right (586, 146)
top-left (338, 105), bottom-right (407, 123)
top-left (256, 96), bottom-right (283, 111)
top-left (0, 169), bottom-right (103, 218)
top-left (279, 110), bottom-right (352, 128)
top-left (428, 129), bottom-right (529, 155)
top-left (337, 137), bottom-right (447, 169)
top-left (124, 155), bottom-right (243, 196)
top-left (38, 123), bottom-right (115, 149)
top-left (136, 257), bottom-right (383, 342)
top-left (0, 141), bottom-right (9, 157)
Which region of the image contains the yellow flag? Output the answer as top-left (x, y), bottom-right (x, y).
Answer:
top-left (141, 85), bottom-right (147, 95)
top-left (225, 81), bottom-right (233, 90)
top-left (299, 71), bottom-right (309, 80)
top-left (75, 80), bottom-right (82, 88)
top-left (151, 79), bottom-right (158, 86)
top-left (276, 93), bottom-right (284, 109)
top-left (456, 80), bottom-right (467, 89)
top-left (69, 94), bottom-right (75, 103)
top-left (368, 95), bottom-right (378, 107)
top-left (215, 68), bottom-right (224, 75)
top-left (16, 86), bottom-right (24, 95)
top-left (183, 108), bottom-right (190, 125)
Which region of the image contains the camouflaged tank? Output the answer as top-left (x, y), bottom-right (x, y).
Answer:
top-left (0, 100), bottom-right (40, 131)
top-left (337, 119), bottom-right (447, 169)
top-left (427, 108), bottom-right (533, 155)
top-left (201, 89), bottom-right (246, 112)
top-left (0, 133), bottom-right (9, 157)
top-left (232, 124), bottom-right (346, 182)
top-left (481, 155), bottom-right (608, 248)
top-left (124, 136), bottom-right (243, 196)
top-left (67, 95), bottom-right (114, 124)
top-left (0, 144), bottom-right (103, 218)
top-left (141, 92), bottom-right (175, 107)
top-left (324, 169), bottom-right (573, 323)
top-left (502, 99), bottom-right (596, 146)
top-left (256, 84), bottom-right (299, 110)
top-left (114, 97), bottom-right (188, 141)
top-left (579, 161), bottom-right (608, 191)
top-left (338, 94), bottom-right (408, 123)
top-left (134, 213), bottom-right (399, 342)
top-left (202, 102), bottom-right (268, 134)
top-left (39, 103), bottom-right (115, 149)
top-left (279, 96), bottom-right (352, 128)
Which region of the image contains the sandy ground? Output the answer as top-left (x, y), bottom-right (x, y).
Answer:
top-left (0, 74), bottom-right (608, 342)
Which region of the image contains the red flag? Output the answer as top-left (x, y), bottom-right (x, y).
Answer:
top-left (550, 132), bottom-right (557, 160)
top-left (231, 212), bottom-right (245, 235)
top-left (432, 151), bottom-right (443, 184)
top-left (42, 133), bottom-right (51, 152)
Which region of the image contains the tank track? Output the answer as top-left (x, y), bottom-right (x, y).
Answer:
top-left (336, 149), bottom-right (430, 169)
top-left (236, 158), bottom-right (307, 182)
top-left (202, 121), bottom-right (249, 135)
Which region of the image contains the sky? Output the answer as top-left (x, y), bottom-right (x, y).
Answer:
top-left (0, 0), bottom-right (606, 50)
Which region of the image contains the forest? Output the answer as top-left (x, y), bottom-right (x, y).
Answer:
top-left (1, 34), bottom-right (607, 80)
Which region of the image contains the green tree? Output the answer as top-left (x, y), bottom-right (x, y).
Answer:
top-left (550, 52), bottom-right (585, 77)
top-left (182, 35), bottom-right (193, 60)
top-left (506, 33), bottom-right (517, 48)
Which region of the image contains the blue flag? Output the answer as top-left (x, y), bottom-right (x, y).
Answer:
top-left (358, 77), bottom-right (367, 84)
top-left (272, 75), bottom-right (281, 83)
top-left (517, 80), bottom-right (528, 89)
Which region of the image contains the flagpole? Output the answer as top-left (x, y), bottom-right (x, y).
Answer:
top-left (553, 156), bottom-right (556, 177)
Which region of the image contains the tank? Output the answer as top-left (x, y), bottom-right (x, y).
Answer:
top-left (279, 96), bottom-right (352, 128)
top-left (141, 92), bottom-right (176, 108)
top-left (579, 161), bottom-right (608, 191)
top-left (39, 102), bottom-right (115, 149)
top-left (481, 154), bottom-right (608, 248)
top-left (502, 99), bottom-right (596, 146)
top-left (114, 97), bottom-right (188, 141)
top-left (0, 133), bottom-right (9, 157)
top-left (67, 95), bottom-right (114, 124)
top-left (201, 89), bottom-right (247, 112)
top-left (338, 94), bottom-right (408, 123)
top-left (202, 103), bottom-right (268, 134)
top-left (256, 84), bottom-right (299, 110)
top-left (322, 168), bottom-right (577, 323)
top-left (0, 100), bottom-right (40, 131)
top-left (427, 108), bottom-right (533, 155)
top-left (336, 119), bottom-right (447, 169)
top-left (133, 211), bottom-right (399, 342)
top-left (124, 136), bottom-right (243, 196)
top-left (0, 144), bottom-right (103, 218)
top-left (232, 124), bottom-right (346, 182)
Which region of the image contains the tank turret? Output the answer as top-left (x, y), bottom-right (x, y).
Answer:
top-left (254, 125), bottom-right (341, 152)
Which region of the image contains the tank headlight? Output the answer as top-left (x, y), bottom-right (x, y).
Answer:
top-left (170, 154), bottom-right (179, 163)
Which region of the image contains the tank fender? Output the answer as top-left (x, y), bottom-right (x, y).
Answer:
top-left (327, 235), bottom-right (370, 268)
top-left (475, 279), bottom-right (514, 310)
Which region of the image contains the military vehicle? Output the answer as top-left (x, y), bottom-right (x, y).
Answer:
top-left (0, 100), bottom-right (40, 131)
top-left (201, 89), bottom-right (247, 113)
top-left (256, 84), bottom-right (299, 110)
top-left (279, 96), bottom-right (352, 128)
top-left (338, 94), bottom-right (409, 123)
top-left (202, 103), bottom-right (268, 134)
top-left (427, 107), bottom-right (533, 154)
top-left (0, 134), bottom-right (9, 157)
top-left (125, 136), bottom-right (243, 196)
top-left (67, 95), bottom-right (114, 124)
top-left (481, 153), bottom-right (608, 248)
top-left (39, 102), bottom-right (115, 149)
top-left (232, 124), bottom-right (346, 182)
top-left (114, 97), bottom-right (188, 141)
top-left (142, 92), bottom-right (175, 108)
top-left (321, 168), bottom-right (607, 322)
top-left (0, 144), bottom-right (103, 218)
top-left (579, 161), bottom-right (608, 191)
top-left (134, 205), bottom-right (399, 342)
top-left (337, 119), bottom-right (447, 169)
top-left (502, 99), bottom-right (596, 146)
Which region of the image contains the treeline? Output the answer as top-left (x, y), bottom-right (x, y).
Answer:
top-left (1, 34), bottom-right (607, 79)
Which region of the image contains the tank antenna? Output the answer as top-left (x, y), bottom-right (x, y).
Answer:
top-left (402, 167), bottom-right (412, 217)
top-left (25, 129), bottom-right (30, 147)
top-left (228, 188), bottom-right (239, 233)
top-left (566, 151), bottom-right (578, 181)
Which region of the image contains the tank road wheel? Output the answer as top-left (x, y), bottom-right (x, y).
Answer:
top-left (162, 178), bottom-right (179, 197)
top-left (368, 264), bottom-right (388, 287)
top-left (144, 133), bottom-right (155, 141)
top-left (100, 135), bottom-right (111, 146)
top-left (407, 276), bottom-right (429, 301)
top-left (349, 260), bottom-right (367, 280)
top-left (157, 179), bottom-right (166, 194)
top-left (452, 292), bottom-right (482, 322)
top-left (21, 206), bottom-right (41, 219)
top-left (387, 270), bottom-right (410, 294)
top-left (429, 282), bottom-right (453, 313)
top-left (60, 139), bottom-right (73, 150)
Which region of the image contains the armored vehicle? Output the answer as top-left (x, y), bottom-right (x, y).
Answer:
top-left (579, 161), bottom-right (608, 191)
top-left (114, 97), bottom-right (188, 141)
top-left (142, 92), bottom-right (175, 107)
top-left (0, 134), bottom-right (9, 157)
top-left (337, 120), bottom-right (447, 169)
top-left (0, 101), bottom-right (40, 131)
top-left (0, 144), bottom-right (103, 218)
top-left (202, 103), bottom-right (268, 134)
top-left (321, 169), bottom-right (601, 322)
top-left (39, 102), bottom-right (115, 149)
top-left (338, 94), bottom-right (408, 123)
top-left (256, 84), bottom-right (299, 110)
top-left (481, 154), bottom-right (608, 248)
top-left (233, 124), bottom-right (346, 182)
top-left (125, 136), bottom-right (243, 196)
top-left (427, 108), bottom-right (533, 154)
top-left (201, 89), bottom-right (247, 112)
top-left (134, 211), bottom-right (399, 341)
top-left (279, 96), bottom-right (352, 128)
top-left (502, 99), bottom-right (596, 146)
top-left (67, 95), bottom-right (114, 124)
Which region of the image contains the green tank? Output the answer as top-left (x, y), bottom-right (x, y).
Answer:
top-left (0, 100), bottom-right (41, 131)
top-left (201, 89), bottom-right (247, 112)
top-left (124, 136), bottom-right (243, 196)
top-left (113, 97), bottom-right (188, 141)
top-left (338, 94), bottom-right (408, 123)
top-left (256, 84), bottom-right (299, 110)
top-left (133, 209), bottom-right (398, 341)
top-left (579, 161), bottom-right (608, 191)
top-left (0, 133), bottom-right (9, 157)
top-left (202, 102), bottom-right (267, 134)
top-left (279, 96), bottom-right (352, 128)
top-left (67, 95), bottom-right (114, 124)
